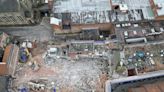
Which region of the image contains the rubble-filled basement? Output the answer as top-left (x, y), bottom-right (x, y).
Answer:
top-left (12, 41), bottom-right (110, 92)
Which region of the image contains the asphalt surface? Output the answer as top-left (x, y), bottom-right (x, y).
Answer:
top-left (0, 17), bottom-right (53, 42)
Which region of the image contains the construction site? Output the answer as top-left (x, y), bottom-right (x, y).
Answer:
top-left (9, 40), bottom-right (112, 92)
top-left (0, 0), bottom-right (164, 92)
top-left (0, 30), bottom-right (161, 92)
top-left (0, 31), bottom-right (121, 92)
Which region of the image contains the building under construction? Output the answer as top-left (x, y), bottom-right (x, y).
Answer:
top-left (128, 81), bottom-right (164, 92)
top-left (106, 70), bottom-right (164, 92)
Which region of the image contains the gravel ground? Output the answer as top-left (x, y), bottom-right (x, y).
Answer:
top-left (14, 55), bottom-right (109, 92)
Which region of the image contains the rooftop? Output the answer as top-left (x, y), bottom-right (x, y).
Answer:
top-left (106, 70), bottom-right (164, 92)
top-left (53, 0), bottom-right (111, 24)
top-left (129, 81), bottom-right (164, 92)
top-left (0, 0), bottom-right (19, 13)
top-left (111, 0), bottom-right (154, 21)
top-left (153, 0), bottom-right (164, 16)
top-left (53, 0), bottom-right (111, 13)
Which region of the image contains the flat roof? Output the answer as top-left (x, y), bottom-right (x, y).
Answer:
top-left (153, 0), bottom-right (164, 16)
top-left (106, 70), bottom-right (164, 92)
top-left (0, 76), bottom-right (9, 92)
top-left (53, 0), bottom-right (111, 13)
top-left (111, 0), bottom-right (155, 19)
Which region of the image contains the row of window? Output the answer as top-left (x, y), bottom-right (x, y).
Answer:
top-left (0, 15), bottom-right (26, 24)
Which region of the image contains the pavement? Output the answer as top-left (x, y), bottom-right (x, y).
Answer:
top-left (0, 17), bottom-right (53, 42)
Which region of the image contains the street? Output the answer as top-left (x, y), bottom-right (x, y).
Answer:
top-left (0, 17), bottom-right (53, 42)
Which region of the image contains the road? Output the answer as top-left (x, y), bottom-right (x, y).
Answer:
top-left (0, 17), bottom-right (53, 42)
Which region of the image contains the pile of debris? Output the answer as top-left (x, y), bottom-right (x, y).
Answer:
top-left (14, 56), bottom-right (109, 92)
top-left (47, 58), bottom-right (109, 91)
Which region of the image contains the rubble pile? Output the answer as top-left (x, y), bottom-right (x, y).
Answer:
top-left (12, 40), bottom-right (112, 91)
top-left (49, 58), bottom-right (109, 91)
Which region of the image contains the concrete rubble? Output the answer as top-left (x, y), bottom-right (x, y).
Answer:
top-left (0, 0), bottom-right (163, 91)
top-left (10, 40), bottom-right (114, 92)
